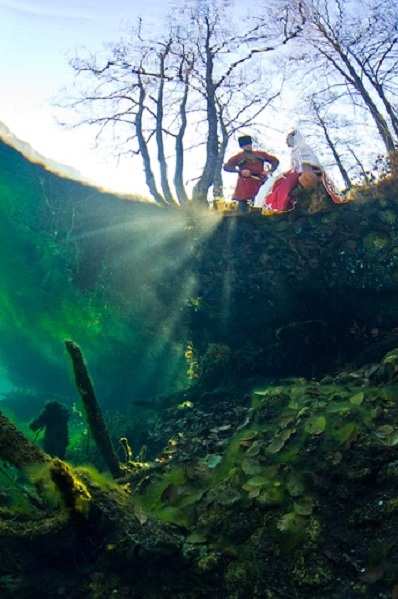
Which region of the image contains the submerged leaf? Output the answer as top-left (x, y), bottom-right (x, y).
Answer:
top-left (239, 431), bottom-right (259, 442)
top-left (297, 407), bottom-right (310, 418)
top-left (218, 424), bottom-right (232, 432)
top-left (244, 475), bottom-right (268, 488)
top-left (263, 464), bottom-right (280, 478)
top-left (266, 438), bottom-right (285, 454)
top-left (375, 424), bottom-right (394, 438)
top-left (359, 564), bottom-right (384, 583)
top-left (327, 452), bottom-right (342, 465)
top-left (241, 459), bottom-right (261, 476)
top-left (279, 428), bottom-right (293, 442)
top-left (350, 391), bottom-right (364, 406)
top-left (375, 426), bottom-right (398, 446)
top-left (248, 488), bottom-right (261, 499)
top-left (245, 440), bottom-right (263, 456)
top-left (327, 402), bottom-right (351, 414)
top-left (338, 423), bottom-right (358, 448)
top-left (207, 455), bottom-right (222, 469)
top-left (279, 414), bottom-right (295, 428)
top-left (286, 475), bottom-right (304, 497)
top-left (239, 439), bottom-right (253, 447)
top-left (186, 531), bottom-right (208, 544)
top-left (304, 415), bottom-right (326, 435)
top-left (293, 498), bottom-right (313, 516)
top-left (276, 511), bottom-right (301, 532)
top-left (134, 505), bottom-right (148, 525)
top-left (388, 430), bottom-right (398, 446)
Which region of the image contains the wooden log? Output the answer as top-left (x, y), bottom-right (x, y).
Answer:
top-left (0, 411), bottom-right (50, 473)
top-left (65, 339), bottom-right (122, 478)
top-left (0, 411), bottom-right (71, 539)
top-left (0, 412), bottom-right (183, 556)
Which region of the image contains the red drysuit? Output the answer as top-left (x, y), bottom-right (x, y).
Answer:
top-left (224, 150), bottom-right (279, 201)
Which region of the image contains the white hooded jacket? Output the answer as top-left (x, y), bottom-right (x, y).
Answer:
top-left (286, 130), bottom-right (322, 171)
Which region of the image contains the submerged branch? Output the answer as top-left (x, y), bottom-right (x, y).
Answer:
top-left (64, 339), bottom-right (123, 478)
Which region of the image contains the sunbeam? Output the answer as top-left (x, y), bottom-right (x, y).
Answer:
top-left (220, 217), bottom-right (238, 331)
top-left (70, 206), bottom-right (223, 395)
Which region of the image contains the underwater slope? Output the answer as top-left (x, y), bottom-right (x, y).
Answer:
top-left (1, 334), bottom-right (398, 597)
top-left (0, 134), bottom-right (190, 415)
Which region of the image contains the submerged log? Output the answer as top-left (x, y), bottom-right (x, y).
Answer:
top-left (65, 339), bottom-right (122, 478)
top-left (0, 411), bottom-right (50, 472)
top-left (0, 411), bottom-right (184, 556)
top-left (0, 411), bottom-right (73, 538)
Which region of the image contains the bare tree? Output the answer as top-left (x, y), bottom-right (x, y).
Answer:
top-left (186, 0), bottom-right (303, 203)
top-left (63, 26), bottom-right (191, 206)
top-left (306, 97), bottom-right (353, 188)
top-left (346, 0), bottom-right (398, 138)
top-left (268, 0), bottom-right (398, 155)
top-left (61, 1), bottom-right (301, 205)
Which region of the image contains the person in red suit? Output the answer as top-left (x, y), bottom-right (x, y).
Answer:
top-left (223, 135), bottom-right (279, 213)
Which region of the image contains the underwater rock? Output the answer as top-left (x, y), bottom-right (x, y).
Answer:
top-left (377, 209), bottom-right (397, 225)
top-left (362, 231), bottom-right (390, 253)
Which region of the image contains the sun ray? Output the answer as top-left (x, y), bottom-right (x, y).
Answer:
top-left (71, 206), bottom-right (222, 394)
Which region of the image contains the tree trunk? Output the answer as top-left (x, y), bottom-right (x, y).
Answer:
top-left (192, 18), bottom-right (219, 205)
top-left (174, 65), bottom-right (190, 205)
top-left (156, 41), bottom-right (175, 205)
top-left (313, 104), bottom-right (352, 189)
top-left (213, 115), bottom-right (229, 199)
top-left (317, 24), bottom-right (396, 154)
top-left (136, 79), bottom-right (168, 205)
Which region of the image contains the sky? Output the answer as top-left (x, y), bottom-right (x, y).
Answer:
top-left (0, 0), bottom-right (296, 200)
top-left (0, 0), bottom-right (176, 195)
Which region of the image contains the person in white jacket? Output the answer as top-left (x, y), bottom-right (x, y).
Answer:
top-left (263, 129), bottom-right (347, 214)
top-left (287, 129), bottom-right (322, 172)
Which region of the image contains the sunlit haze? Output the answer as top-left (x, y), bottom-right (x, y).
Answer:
top-left (0, 0), bottom-right (179, 196)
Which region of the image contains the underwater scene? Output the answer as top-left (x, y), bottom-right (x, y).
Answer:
top-left (2, 137), bottom-right (398, 599)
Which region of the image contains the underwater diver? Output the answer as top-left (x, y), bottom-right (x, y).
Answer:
top-left (263, 129), bottom-right (348, 214)
top-left (223, 135), bottom-right (280, 214)
top-left (29, 400), bottom-right (70, 459)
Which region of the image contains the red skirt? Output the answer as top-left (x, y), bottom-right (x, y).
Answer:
top-left (264, 170), bottom-right (349, 213)
top-left (263, 172), bottom-right (301, 212)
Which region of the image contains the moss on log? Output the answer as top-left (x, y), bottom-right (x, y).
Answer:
top-left (0, 411), bottom-right (50, 472)
top-left (0, 411), bottom-right (183, 558)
